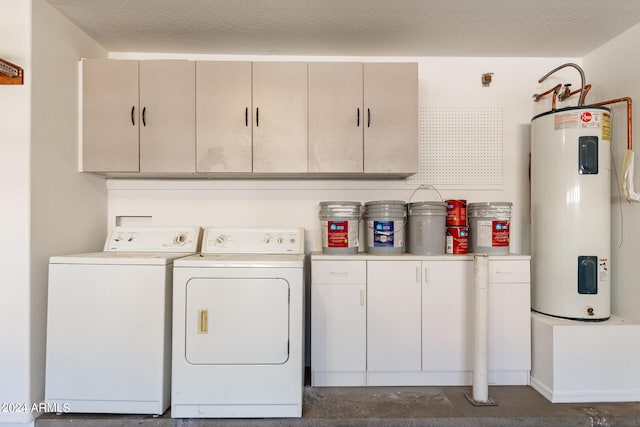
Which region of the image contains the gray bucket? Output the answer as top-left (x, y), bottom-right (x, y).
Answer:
top-left (407, 201), bottom-right (447, 255)
top-left (468, 202), bottom-right (512, 255)
top-left (364, 200), bottom-right (406, 254)
top-left (319, 201), bottom-right (361, 254)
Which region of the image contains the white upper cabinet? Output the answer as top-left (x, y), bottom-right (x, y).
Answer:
top-left (252, 62), bottom-right (308, 173)
top-left (139, 60), bottom-right (195, 173)
top-left (82, 59), bottom-right (140, 173)
top-left (196, 61), bottom-right (252, 173)
top-left (308, 62), bottom-right (419, 176)
top-left (308, 62), bottom-right (364, 173)
top-left (363, 63), bottom-right (418, 175)
top-left (82, 59), bottom-right (196, 174)
top-left (82, 60), bottom-right (417, 177)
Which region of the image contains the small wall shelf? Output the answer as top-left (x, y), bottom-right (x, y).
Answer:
top-left (0, 58), bottom-right (24, 85)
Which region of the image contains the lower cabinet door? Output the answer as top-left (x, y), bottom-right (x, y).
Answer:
top-left (422, 260), bottom-right (474, 371)
top-left (367, 260), bottom-right (422, 372)
top-left (311, 284), bottom-right (366, 373)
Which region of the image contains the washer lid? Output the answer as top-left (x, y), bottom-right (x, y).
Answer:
top-left (49, 251), bottom-right (195, 265)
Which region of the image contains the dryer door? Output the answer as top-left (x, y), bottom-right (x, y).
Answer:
top-left (185, 277), bottom-right (290, 365)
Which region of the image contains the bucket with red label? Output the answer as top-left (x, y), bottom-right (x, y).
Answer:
top-left (445, 199), bottom-right (467, 226)
top-left (467, 202), bottom-right (512, 255)
top-left (319, 201), bottom-right (361, 254)
top-left (446, 226), bottom-right (469, 254)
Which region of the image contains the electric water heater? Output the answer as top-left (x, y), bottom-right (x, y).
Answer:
top-left (530, 106), bottom-right (611, 321)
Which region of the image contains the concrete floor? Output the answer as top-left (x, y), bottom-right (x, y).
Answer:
top-left (36, 385), bottom-right (640, 427)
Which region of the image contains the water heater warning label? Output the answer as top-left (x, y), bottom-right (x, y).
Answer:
top-left (602, 113), bottom-right (611, 141)
top-left (599, 258), bottom-right (609, 282)
top-left (554, 111), bottom-right (602, 131)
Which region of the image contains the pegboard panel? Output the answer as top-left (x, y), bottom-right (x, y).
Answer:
top-left (407, 106), bottom-right (503, 187)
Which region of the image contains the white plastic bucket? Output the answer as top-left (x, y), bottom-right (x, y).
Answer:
top-left (407, 202), bottom-right (446, 255)
top-left (468, 202), bottom-right (512, 254)
top-left (364, 200), bottom-right (406, 254)
top-left (319, 201), bottom-right (361, 254)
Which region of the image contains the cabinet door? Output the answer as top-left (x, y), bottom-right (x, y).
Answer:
top-left (367, 260), bottom-right (422, 372)
top-left (488, 260), bottom-right (531, 371)
top-left (139, 60), bottom-right (195, 173)
top-left (252, 62), bottom-right (307, 173)
top-left (82, 59), bottom-right (139, 172)
top-left (422, 260), bottom-right (474, 371)
top-left (196, 61), bottom-right (252, 173)
top-left (311, 284), bottom-right (366, 373)
top-left (308, 62), bottom-right (363, 173)
top-left (363, 63), bottom-right (418, 175)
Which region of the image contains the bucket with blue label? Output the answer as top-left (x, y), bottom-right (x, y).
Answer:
top-left (364, 200), bottom-right (406, 254)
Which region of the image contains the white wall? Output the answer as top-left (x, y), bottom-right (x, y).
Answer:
top-left (29, 0), bottom-right (108, 414)
top-left (0, 1), bottom-right (32, 423)
top-left (584, 22), bottom-right (640, 321)
top-left (107, 55), bottom-right (582, 256)
top-left (0, 1), bottom-right (108, 424)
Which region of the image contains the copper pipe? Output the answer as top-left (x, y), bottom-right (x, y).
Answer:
top-left (589, 97), bottom-right (632, 150)
top-left (533, 83), bottom-right (563, 110)
top-left (538, 63), bottom-right (586, 106)
top-left (532, 83), bottom-right (562, 102)
top-left (567, 84), bottom-right (592, 104)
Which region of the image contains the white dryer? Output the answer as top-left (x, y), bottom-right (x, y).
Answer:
top-left (171, 227), bottom-right (305, 419)
top-left (45, 226), bottom-right (201, 415)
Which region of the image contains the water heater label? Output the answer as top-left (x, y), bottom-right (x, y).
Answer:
top-left (599, 258), bottom-right (609, 282)
top-left (602, 113), bottom-right (611, 141)
top-left (554, 112), bottom-right (580, 130)
top-left (580, 111), bottom-right (602, 129)
top-left (554, 111), bottom-right (602, 131)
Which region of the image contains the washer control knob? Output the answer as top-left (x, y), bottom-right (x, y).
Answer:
top-left (175, 233), bottom-right (188, 246)
top-left (277, 237), bottom-right (284, 244)
top-left (264, 236), bottom-right (272, 244)
top-left (214, 235), bottom-right (227, 247)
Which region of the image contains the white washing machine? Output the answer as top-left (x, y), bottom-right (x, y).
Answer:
top-left (45, 226), bottom-right (201, 415)
top-left (171, 227), bottom-right (305, 419)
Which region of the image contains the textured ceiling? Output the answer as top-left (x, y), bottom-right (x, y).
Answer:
top-left (46, 0), bottom-right (640, 57)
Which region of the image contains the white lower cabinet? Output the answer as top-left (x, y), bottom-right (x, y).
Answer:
top-left (311, 261), bottom-right (367, 386)
top-left (421, 260), bottom-right (475, 384)
top-left (367, 261), bottom-right (422, 380)
top-left (311, 255), bottom-right (531, 387)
